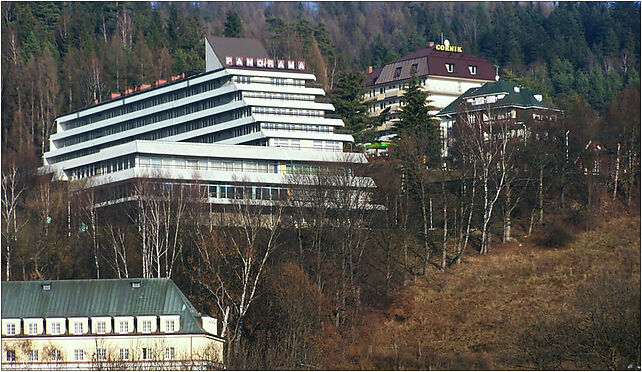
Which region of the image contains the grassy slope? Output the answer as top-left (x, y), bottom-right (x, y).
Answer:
top-left (323, 216), bottom-right (641, 370)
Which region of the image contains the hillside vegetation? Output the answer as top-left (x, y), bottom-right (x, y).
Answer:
top-left (323, 216), bottom-right (641, 370)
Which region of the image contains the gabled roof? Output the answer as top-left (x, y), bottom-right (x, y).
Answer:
top-left (1, 278), bottom-right (207, 334)
top-left (365, 45), bottom-right (496, 86)
top-left (437, 80), bottom-right (558, 116)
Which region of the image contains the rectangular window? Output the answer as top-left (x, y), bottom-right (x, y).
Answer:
top-left (51, 349), bottom-right (61, 361)
top-left (74, 322), bottom-right (83, 334)
top-left (6, 324), bottom-right (15, 335)
top-left (96, 321), bottom-right (106, 334)
top-left (74, 349), bottom-right (84, 361)
top-left (6, 350), bottom-right (15, 362)
top-left (165, 320), bottom-right (175, 333)
top-left (445, 63), bottom-right (455, 73)
top-left (165, 347), bottom-right (175, 360)
top-left (96, 348), bottom-right (106, 361)
top-left (119, 321), bottom-right (129, 333)
top-left (141, 348), bottom-right (151, 360)
top-left (468, 65), bottom-right (478, 75)
top-left (394, 66), bottom-right (402, 78)
top-left (411, 63), bottom-right (418, 74)
top-left (51, 322), bottom-right (60, 334)
top-left (142, 320), bottom-right (152, 333)
top-left (119, 349), bottom-right (129, 360)
top-left (28, 350), bottom-right (38, 362)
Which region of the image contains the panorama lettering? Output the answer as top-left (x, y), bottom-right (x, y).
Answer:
top-left (225, 56), bottom-right (305, 70)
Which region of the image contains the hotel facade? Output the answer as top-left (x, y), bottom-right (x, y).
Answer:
top-left (41, 36), bottom-right (373, 208)
top-left (1, 278), bottom-right (224, 370)
top-left (364, 41), bottom-right (496, 155)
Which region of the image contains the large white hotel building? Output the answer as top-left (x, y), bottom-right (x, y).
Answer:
top-left (41, 36), bottom-right (371, 206)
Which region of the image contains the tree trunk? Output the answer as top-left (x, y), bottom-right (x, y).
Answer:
top-left (613, 143), bottom-right (620, 200)
top-left (539, 166), bottom-right (544, 225)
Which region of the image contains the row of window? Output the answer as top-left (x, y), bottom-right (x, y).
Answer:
top-left (62, 77), bottom-right (228, 131)
top-left (262, 122), bottom-right (333, 133)
top-left (243, 91), bottom-right (315, 101)
top-left (58, 95), bottom-right (227, 148)
top-left (52, 113), bottom-right (222, 164)
top-left (5, 318), bottom-right (176, 336)
top-left (234, 76), bottom-right (306, 87)
top-left (252, 106), bottom-right (324, 117)
top-left (6, 347), bottom-right (176, 362)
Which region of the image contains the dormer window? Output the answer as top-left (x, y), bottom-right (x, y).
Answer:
top-left (394, 67), bottom-right (402, 78)
top-left (410, 63), bottom-right (418, 74)
top-left (6, 324), bottom-right (15, 335)
top-left (468, 65), bottom-right (478, 75)
top-left (131, 281), bottom-right (141, 288)
top-left (27, 323), bottom-right (37, 335)
top-left (165, 320), bottom-right (175, 333)
top-left (42, 283), bottom-right (51, 291)
top-left (445, 63), bottom-right (455, 73)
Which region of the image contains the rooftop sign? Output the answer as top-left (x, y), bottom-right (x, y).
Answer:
top-left (435, 44), bottom-right (463, 53)
top-left (225, 56), bottom-right (305, 71)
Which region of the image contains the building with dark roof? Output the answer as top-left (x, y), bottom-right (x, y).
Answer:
top-left (364, 41), bottom-right (497, 134)
top-left (1, 278), bottom-right (224, 370)
top-left (436, 80), bottom-right (560, 156)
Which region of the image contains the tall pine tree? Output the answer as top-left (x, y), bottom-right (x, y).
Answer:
top-left (395, 74), bottom-right (441, 164)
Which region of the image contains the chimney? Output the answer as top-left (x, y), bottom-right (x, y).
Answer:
top-left (366, 66), bottom-right (373, 74)
top-left (428, 41), bottom-right (435, 48)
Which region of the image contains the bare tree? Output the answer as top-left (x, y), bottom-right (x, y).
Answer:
top-left (1, 164), bottom-right (26, 280)
top-left (193, 187), bottom-right (283, 362)
top-left (453, 107), bottom-right (515, 254)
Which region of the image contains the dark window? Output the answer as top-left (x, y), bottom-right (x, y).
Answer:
top-left (410, 63), bottom-right (418, 74)
top-left (394, 67), bottom-right (402, 78)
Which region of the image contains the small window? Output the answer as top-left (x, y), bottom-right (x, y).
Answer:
top-left (74, 322), bottom-right (83, 334)
top-left (51, 322), bottom-right (60, 335)
top-left (165, 320), bottom-right (175, 333)
top-left (411, 63), bottom-right (418, 74)
top-left (6, 350), bottom-right (16, 362)
top-left (445, 63), bottom-right (455, 73)
top-left (468, 65), bottom-right (477, 75)
top-left (28, 323), bottom-right (37, 335)
top-left (96, 321), bottom-right (106, 334)
top-left (119, 321), bottom-right (129, 333)
top-left (74, 349), bottom-right (84, 361)
top-left (394, 66), bottom-right (402, 78)
top-left (142, 320), bottom-right (152, 333)
top-left (42, 283), bottom-right (51, 291)
top-left (96, 348), bottom-right (106, 361)
top-left (28, 350), bottom-right (38, 362)
top-left (6, 324), bottom-right (15, 335)
top-left (165, 347), bottom-right (175, 360)
top-left (141, 348), bottom-right (151, 361)
top-left (119, 349), bottom-right (129, 360)
top-left (51, 349), bottom-right (61, 361)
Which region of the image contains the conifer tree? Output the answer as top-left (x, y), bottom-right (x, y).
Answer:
top-left (330, 71), bottom-right (371, 134)
top-left (224, 11), bottom-right (243, 38)
top-left (395, 74), bottom-right (440, 164)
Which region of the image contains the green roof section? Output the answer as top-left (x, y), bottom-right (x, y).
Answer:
top-left (1, 278), bottom-right (206, 334)
top-left (437, 80), bottom-right (556, 116)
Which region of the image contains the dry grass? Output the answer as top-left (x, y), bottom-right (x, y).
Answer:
top-left (322, 216), bottom-right (641, 370)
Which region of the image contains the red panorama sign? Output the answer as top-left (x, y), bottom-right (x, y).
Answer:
top-left (225, 56), bottom-right (305, 71)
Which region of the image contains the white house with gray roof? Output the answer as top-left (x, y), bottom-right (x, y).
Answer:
top-left (1, 278), bottom-right (224, 370)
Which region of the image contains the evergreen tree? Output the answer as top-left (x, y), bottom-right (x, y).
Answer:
top-left (395, 74), bottom-right (440, 163)
top-left (330, 71), bottom-right (370, 134)
top-left (223, 10), bottom-right (243, 38)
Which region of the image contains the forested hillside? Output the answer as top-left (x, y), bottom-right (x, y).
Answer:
top-left (1, 2), bottom-right (640, 369)
top-left (1, 2), bottom-right (640, 160)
